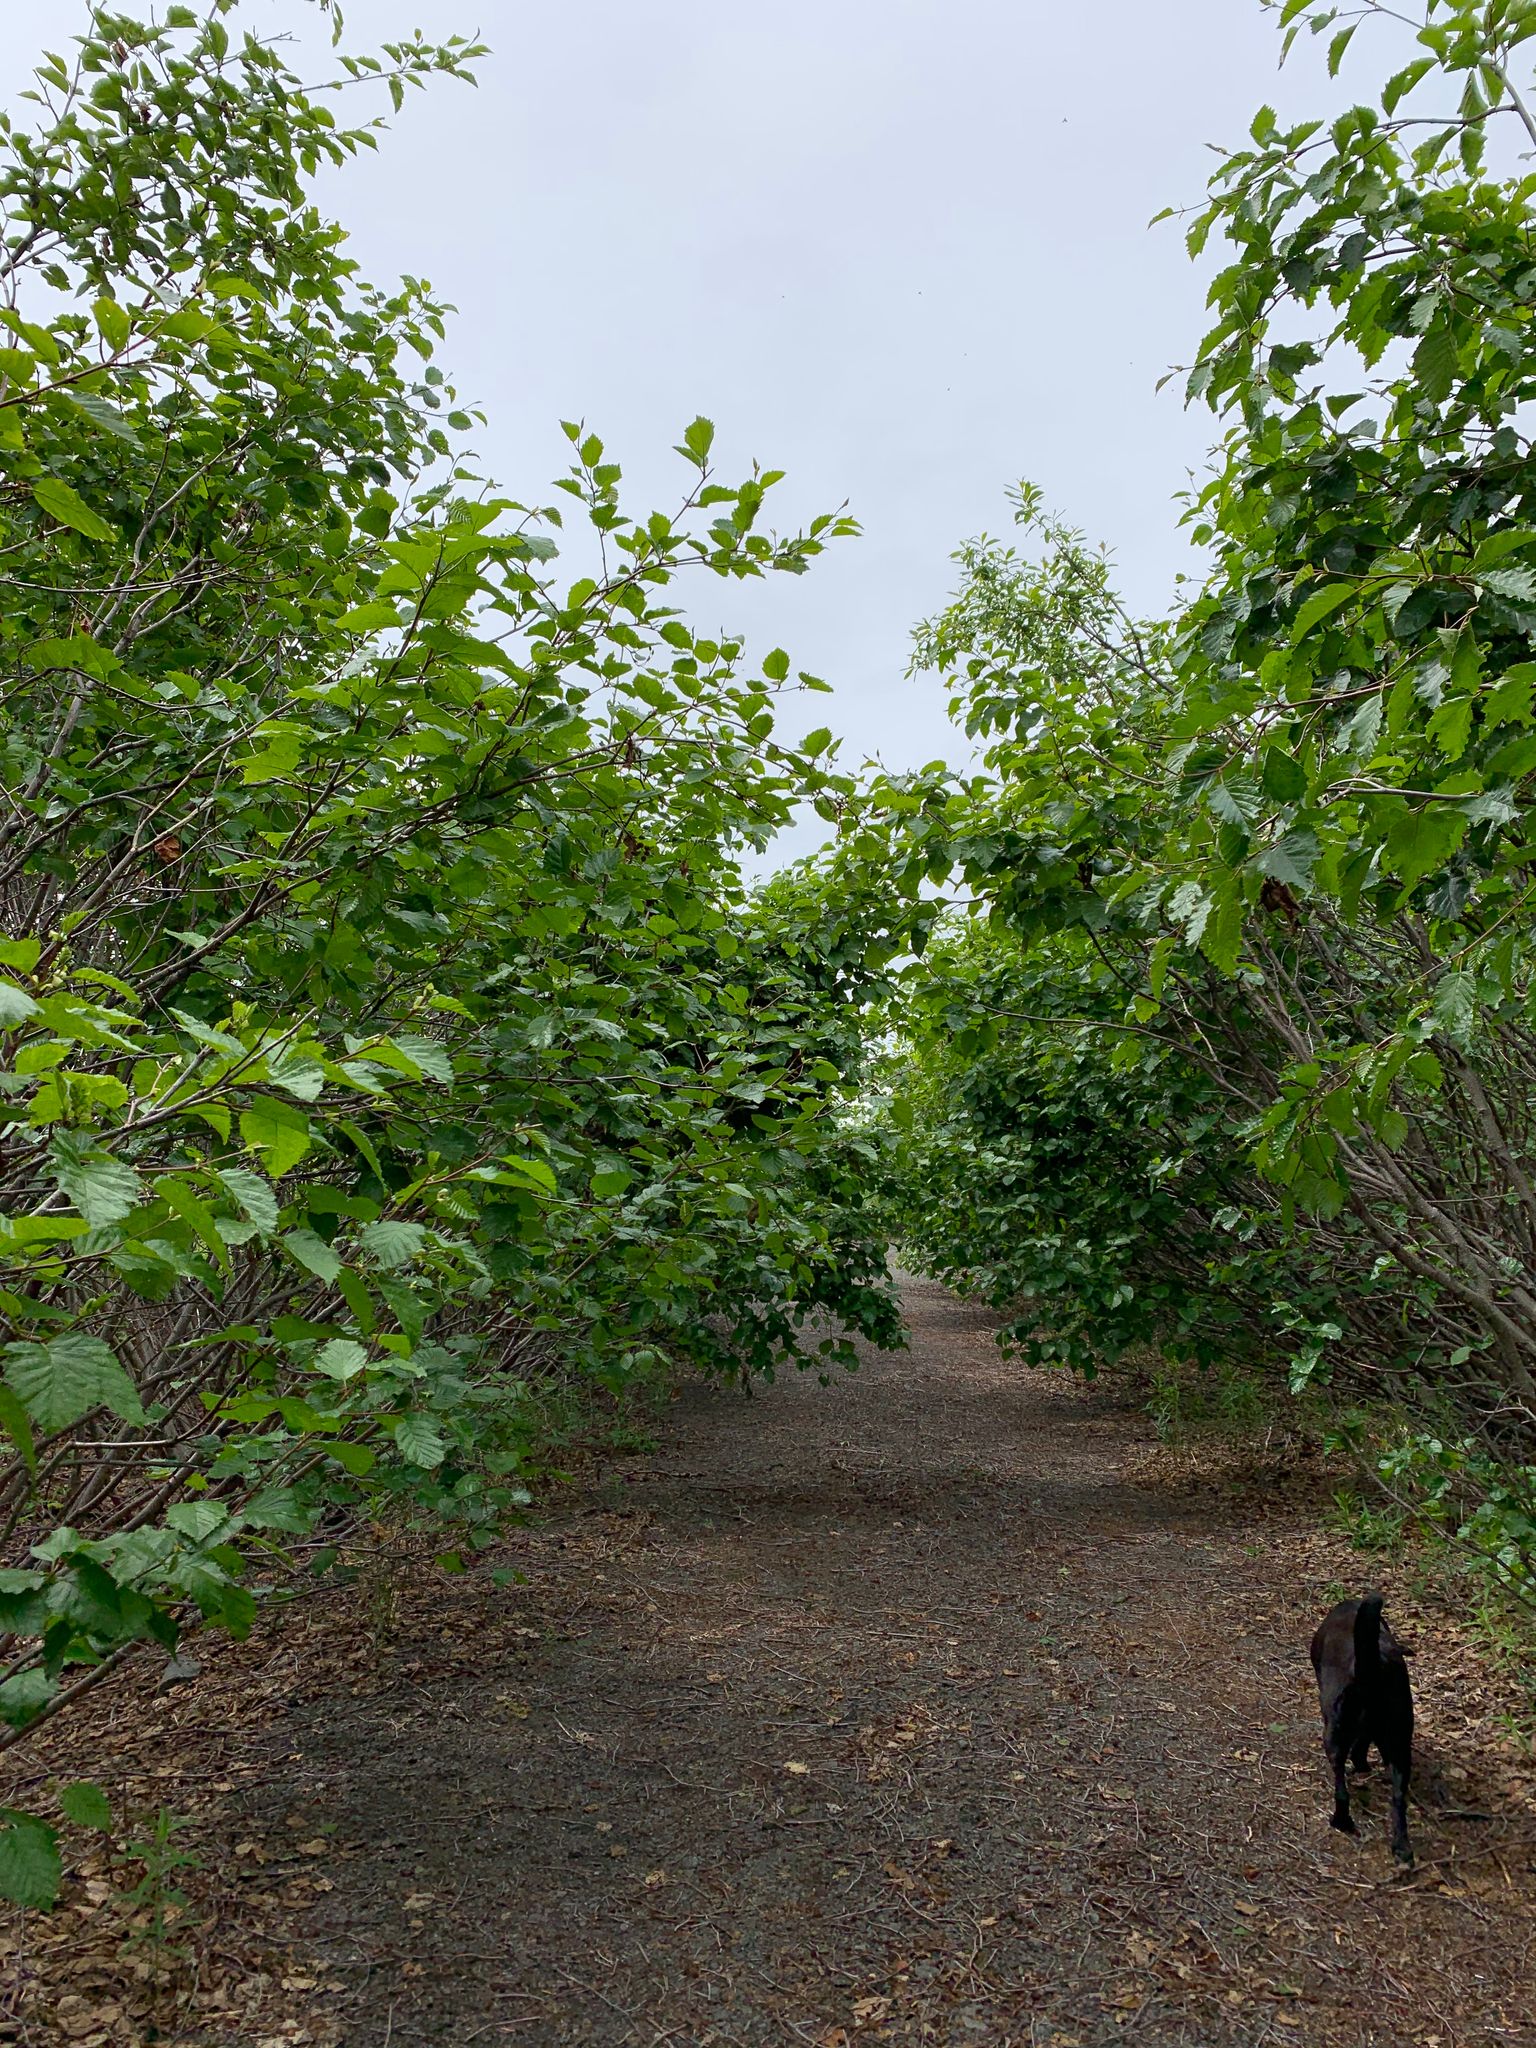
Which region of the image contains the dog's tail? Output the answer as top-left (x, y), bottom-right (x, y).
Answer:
top-left (1354, 1593), bottom-right (1385, 1681)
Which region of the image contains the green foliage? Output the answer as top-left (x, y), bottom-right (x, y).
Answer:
top-left (855, 0), bottom-right (1536, 1605)
top-left (118, 1805), bottom-right (200, 1953)
top-left (0, 0), bottom-right (904, 1902)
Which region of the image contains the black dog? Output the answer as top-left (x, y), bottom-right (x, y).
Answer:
top-left (1309, 1593), bottom-right (1414, 1864)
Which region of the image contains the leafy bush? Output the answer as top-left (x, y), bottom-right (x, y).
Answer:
top-left (0, 1), bottom-right (904, 1900)
top-left (860, 0), bottom-right (1536, 1609)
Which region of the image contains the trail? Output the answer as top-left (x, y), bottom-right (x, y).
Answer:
top-left (34, 1279), bottom-right (1536, 2045)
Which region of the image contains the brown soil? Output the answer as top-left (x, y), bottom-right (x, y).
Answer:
top-left (9, 1277), bottom-right (1536, 2047)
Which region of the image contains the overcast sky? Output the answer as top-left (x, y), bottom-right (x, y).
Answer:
top-left (8, 1), bottom-right (1359, 859)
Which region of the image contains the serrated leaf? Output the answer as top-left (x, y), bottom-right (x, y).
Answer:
top-left (64, 390), bottom-right (140, 446)
top-left (1482, 663), bottom-right (1531, 729)
top-left (358, 1219), bottom-right (427, 1269)
top-left (392, 1032), bottom-right (453, 1083)
top-left (237, 730), bottom-right (304, 784)
top-left (165, 1499), bottom-right (229, 1541)
top-left (678, 415), bottom-right (715, 466)
top-left (500, 1155), bottom-right (556, 1193)
top-left (1426, 693), bottom-right (1475, 760)
top-left (239, 1097), bottom-right (312, 1176)
top-left (157, 1175), bottom-right (230, 1270)
top-left (4, 1334), bottom-right (144, 1432)
top-left (313, 1338), bottom-right (370, 1381)
top-left (217, 1167), bottom-right (278, 1235)
top-left (1432, 970), bottom-right (1478, 1047)
top-left (283, 1228), bottom-right (343, 1284)
top-left (393, 1413), bottom-right (445, 1468)
top-left (1383, 805), bottom-right (1467, 886)
top-left (57, 1781), bottom-right (112, 1831)
top-left (1289, 582), bottom-right (1355, 640)
top-left (1477, 565), bottom-right (1536, 602)
top-left (327, 1440), bottom-right (376, 1476)
top-left (1255, 831), bottom-right (1319, 890)
top-left (0, 1670), bottom-right (57, 1733)
top-left (48, 1135), bottom-right (141, 1226)
top-left (1412, 323), bottom-right (1458, 405)
top-left (0, 1815), bottom-right (62, 1909)
top-left (336, 600), bottom-right (403, 632)
top-left (1382, 55), bottom-right (1434, 112)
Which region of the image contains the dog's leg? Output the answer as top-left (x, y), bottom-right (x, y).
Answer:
top-left (1325, 1705), bottom-right (1357, 1836)
top-left (1386, 1745), bottom-right (1413, 1865)
top-left (1348, 1729), bottom-right (1372, 1773)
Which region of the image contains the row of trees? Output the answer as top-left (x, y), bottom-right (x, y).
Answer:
top-left (0, 3), bottom-right (909, 1905)
top-left (10, 0), bottom-right (1536, 1915)
top-left (865, 0), bottom-right (1536, 1610)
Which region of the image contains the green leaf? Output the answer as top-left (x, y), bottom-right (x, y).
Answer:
top-left (394, 1413), bottom-right (446, 1468)
top-left (218, 1167), bottom-right (279, 1235)
top-left (762, 649), bottom-right (790, 682)
top-left (57, 1781), bottom-right (112, 1831)
top-left (590, 1167), bottom-right (632, 1199)
top-left (326, 1440), bottom-right (376, 1477)
top-left (312, 1338), bottom-right (370, 1381)
top-left (92, 297), bottom-right (130, 350)
top-left (0, 1571), bottom-right (47, 1635)
top-left (392, 1033), bottom-right (453, 1084)
top-left (1327, 22), bottom-right (1356, 73)
top-left (1255, 831), bottom-right (1318, 891)
top-left (237, 730), bottom-right (304, 784)
top-left (4, 1334), bottom-right (145, 1432)
top-left (1289, 582), bottom-right (1356, 640)
top-left (1382, 56), bottom-right (1434, 112)
top-left (65, 390), bottom-right (140, 446)
top-left (1476, 565), bottom-right (1536, 603)
top-left (1431, 970), bottom-right (1477, 1047)
top-left (336, 600), bottom-right (405, 632)
top-left (500, 1155), bottom-right (557, 1194)
top-left (1196, 883), bottom-right (1244, 976)
top-left (359, 1220), bottom-right (428, 1269)
top-left (1484, 666), bottom-right (1536, 728)
top-left (165, 1499), bottom-right (229, 1541)
top-left (240, 1098), bottom-right (312, 1176)
top-left (0, 1387), bottom-right (37, 1476)
top-left (31, 478), bottom-right (117, 544)
top-left (1426, 694), bottom-right (1474, 761)
top-left (679, 416), bottom-right (716, 466)
top-left (49, 1135), bottom-right (142, 1225)
top-left (1260, 746), bottom-right (1308, 803)
top-left (283, 1228), bottom-right (343, 1284)
top-left (0, 980), bottom-right (39, 1027)
top-left (0, 1815), bottom-right (62, 1909)
top-left (0, 1672), bottom-right (57, 1733)
top-left (1412, 323), bottom-right (1458, 406)
top-left (157, 1175), bottom-right (231, 1270)
top-left (1383, 806), bottom-right (1467, 887)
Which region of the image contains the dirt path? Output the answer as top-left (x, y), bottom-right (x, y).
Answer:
top-left (19, 1279), bottom-right (1536, 2045)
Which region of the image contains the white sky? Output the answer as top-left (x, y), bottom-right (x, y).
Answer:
top-left (8, 1), bottom-right (1365, 859)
